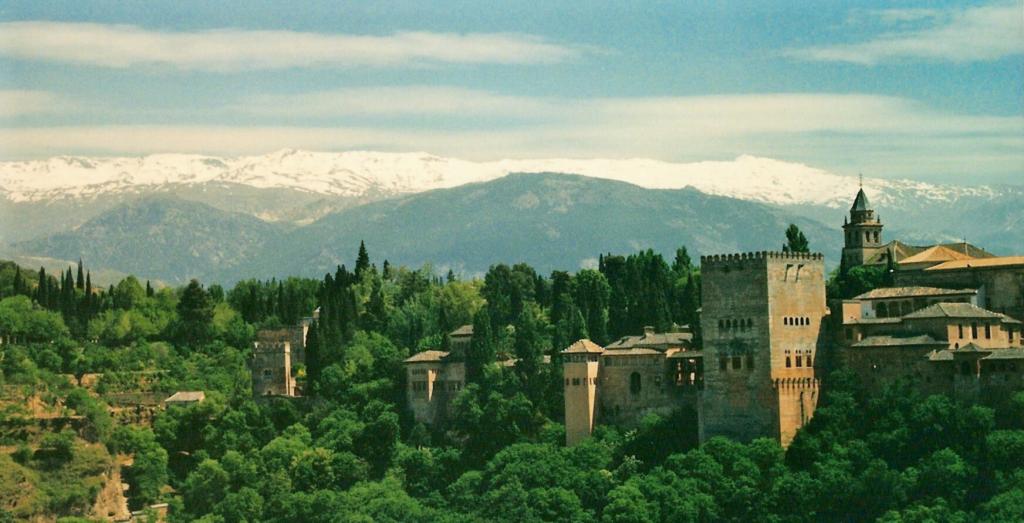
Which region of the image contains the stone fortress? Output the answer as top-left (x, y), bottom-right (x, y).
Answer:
top-left (308, 185), bottom-right (1024, 447)
top-left (559, 186), bottom-right (1024, 447)
top-left (250, 308), bottom-right (317, 398)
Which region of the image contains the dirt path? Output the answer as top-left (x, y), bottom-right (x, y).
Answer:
top-left (90, 455), bottom-right (131, 521)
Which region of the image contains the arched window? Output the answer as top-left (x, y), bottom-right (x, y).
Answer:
top-left (630, 372), bottom-right (642, 394)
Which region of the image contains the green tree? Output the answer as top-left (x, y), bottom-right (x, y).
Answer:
top-left (784, 223), bottom-right (810, 253)
top-left (176, 279), bottom-right (214, 347)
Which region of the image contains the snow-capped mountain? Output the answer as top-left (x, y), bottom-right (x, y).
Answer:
top-left (0, 149), bottom-right (999, 209)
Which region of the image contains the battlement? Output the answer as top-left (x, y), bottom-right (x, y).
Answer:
top-left (700, 251), bottom-right (824, 270)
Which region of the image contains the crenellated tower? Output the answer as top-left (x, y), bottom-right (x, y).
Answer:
top-left (842, 185), bottom-right (884, 268)
top-left (698, 251), bottom-right (826, 446)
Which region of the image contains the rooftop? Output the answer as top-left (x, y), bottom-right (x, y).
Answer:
top-left (603, 347), bottom-right (662, 356)
top-left (850, 188), bottom-right (870, 212)
top-left (165, 391), bottom-right (205, 403)
top-left (563, 339), bottom-right (605, 354)
top-left (983, 349), bottom-right (1024, 360)
top-left (924, 256), bottom-right (1024, 272)
top-left (450, 324), bottom-right (474, 337)
top-left (404, 350), bottom-right (450, 363)
top-left (899, 245), bottom-right (977, 265)
top-left (605, 331), bottom-right (693, 350)
top-left (853, 334), bottom-right (946, 348)
top-left (853, 286), bottom-right (976, 300)
top-left (903, 302), bottom-right (1005, 321)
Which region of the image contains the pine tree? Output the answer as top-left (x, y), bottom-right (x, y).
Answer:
top-left (355, 241), bottom-right (371, 276)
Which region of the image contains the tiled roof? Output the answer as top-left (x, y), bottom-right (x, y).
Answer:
top-left (984, 349), bottom-right (1024, 360)
top-left (899, 245), bottom-right (977, 265)
top-left (903, 302), bottom-right (1004, 320)
top-left (1000, 313), bottom-right (1023, 325)
top-left (563, 339), bottom-right (605, 354)
top-left (605, 331), bottom-right (693, 349)
top-left (850, 188), bottom-right (871, 212)
top-left (924, 256), bottom-right (1024, 272)
top-left (166, 391), bottom-right (205, 403)
top-left (853, 334), bottom-right (945, 348)
top-left (404, 350), bottom-right (449, 363)
top-left (954, 342), bottom-right (990, 353)
top-left (853, 286), bottom-right (976, 300)
top-left (603, 348), bottom-right (662, 356)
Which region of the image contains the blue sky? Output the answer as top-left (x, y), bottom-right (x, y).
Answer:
top-left (0, 0), bottom-right (1021, 184)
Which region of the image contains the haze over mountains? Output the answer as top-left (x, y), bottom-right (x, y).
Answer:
top-left (1, 150), bottom-right (1020, 285)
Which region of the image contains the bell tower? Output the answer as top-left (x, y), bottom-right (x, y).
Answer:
top-left (841, 179), bottom-right (883, 268)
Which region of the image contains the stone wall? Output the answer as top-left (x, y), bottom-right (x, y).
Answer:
top-left (699, 252), bottom-right (826, 444)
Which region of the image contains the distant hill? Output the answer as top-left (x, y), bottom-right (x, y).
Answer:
top-left (11, 174), bottom-right (840, 284)
top-left (259, 173), bottom-right (841, 281)
top-left (3, 150), bottom-right (1020, 256)
top-left (14, 197), bottom-right (286, 284)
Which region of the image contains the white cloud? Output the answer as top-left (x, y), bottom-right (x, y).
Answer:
top-left (786, 2), bottom-right (1024, 64)
top-left (232, 86), bottom-right (555, 117)
top-left (0, 90), bottom-right (75, 116)
top-left (1, 91), bottom-right (1020, 181)
top-left (0, 22), bottom-right (578, 71)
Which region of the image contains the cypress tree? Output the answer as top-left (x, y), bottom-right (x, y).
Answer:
top-left (146, 280), bottom-right (154, 298)
top-left (37, 267), bottom-right (47, 307)
top-left (305, 320), bottom-right (322, 392)
top-left (465, 309), bottom-right (495, 384)
top-left (12, 266), bottom-right (23, 296)
top-left (355, 241), bottom-right (370, 276)
top-left (76, 259), bottom-right (85, 290)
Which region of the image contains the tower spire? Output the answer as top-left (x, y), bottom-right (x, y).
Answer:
top-left (859, 173), bottom-right (863, 188)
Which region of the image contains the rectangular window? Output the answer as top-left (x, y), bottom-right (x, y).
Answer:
top-left (972, 323), bottom-right (978, 338)
top-left (719, 357), bottom-right (728, 371)
top-left (572, 378), bottom-right (580, 386)
top-left (786, 356), bottom-right (792, 368)
top-left (732, 356), bottom-right (742, 370)
top-left (958, 324), bottom-right (964, 338)
top-left (806, 354), bottom-right (813, 367)
top-left (985, 324), bottom-right (991, 339)
top-left (795, 355), bottom-right (803, 368)
top-left (745, 354), bottom-right (754, 370)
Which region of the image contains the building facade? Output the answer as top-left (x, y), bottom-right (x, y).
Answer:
top-left (698, 251), bottom-right (826, 446)
top-left (251, 313), bottom-right (314, 398)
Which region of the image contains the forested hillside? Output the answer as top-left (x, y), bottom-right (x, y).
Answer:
top-left (0, 244), bottom-right (1021, 522)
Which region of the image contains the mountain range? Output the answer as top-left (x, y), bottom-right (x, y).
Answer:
top-left (1, 150), bottom-right (1020, 285)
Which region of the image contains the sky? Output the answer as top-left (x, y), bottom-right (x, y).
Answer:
top-left (0, 0), bottom-right (1021, 185)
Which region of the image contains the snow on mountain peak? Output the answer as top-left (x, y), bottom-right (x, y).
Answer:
top-left (0, 150), bottom-right (992, 208)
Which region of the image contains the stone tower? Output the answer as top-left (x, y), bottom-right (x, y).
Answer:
top-left (562, 339), bottom-right (603, 446)
top-left (698, 251), bottom-right (826, 446)
top-left (841, 187), bottom-right (884, 268)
